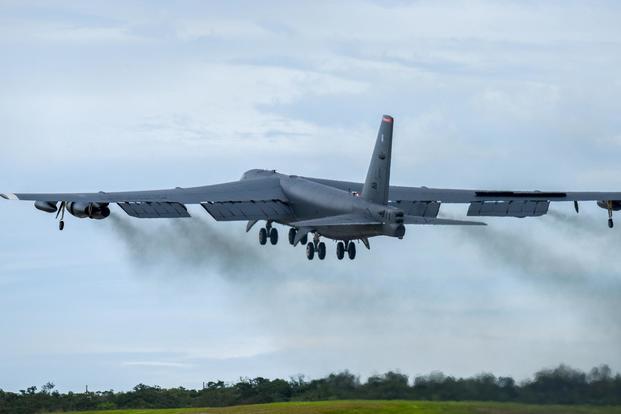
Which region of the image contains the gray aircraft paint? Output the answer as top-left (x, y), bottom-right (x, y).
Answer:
top-left (3, 115), bottom-right (621, 248)
top-left (362, 115), bottom-right (394, 205)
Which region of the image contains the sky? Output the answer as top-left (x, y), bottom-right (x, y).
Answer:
top-left (1, 0), bottom-right (621, 392)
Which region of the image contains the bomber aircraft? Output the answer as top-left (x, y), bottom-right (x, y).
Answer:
top-left (3, 115), bottom-right (621, 261)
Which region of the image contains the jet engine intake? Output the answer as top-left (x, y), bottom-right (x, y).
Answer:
top-left (67, 202), bottom-right (110, 219)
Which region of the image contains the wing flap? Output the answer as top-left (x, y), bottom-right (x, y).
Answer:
top-left (467, 200), bottom-right (549, 217)
top-left (391, 200), bottom-right (440, 217)
top-left (202, 200), bottom-right (293, 222)
top-left (118, 202), bottom-right (191, 218)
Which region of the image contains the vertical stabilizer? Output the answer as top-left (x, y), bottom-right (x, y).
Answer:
top-left (361, 115), bottom-right (394, 205)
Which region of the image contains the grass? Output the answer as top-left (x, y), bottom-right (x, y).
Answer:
top-left (65, 400), bottom-right (621, 414)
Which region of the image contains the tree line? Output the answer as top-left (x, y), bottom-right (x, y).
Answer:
top-left (1, 364), bottom-right (620, 414)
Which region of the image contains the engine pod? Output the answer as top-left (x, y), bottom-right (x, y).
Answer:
top-left (34, 201), bottom-right (58, 213)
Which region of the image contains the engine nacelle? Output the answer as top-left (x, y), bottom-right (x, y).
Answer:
top-left (34, 201), bottom-right (58, 213)
top-left (67, 202), bottom-right (110, 220)
top-left (597, 200), bottom-right (621, 211)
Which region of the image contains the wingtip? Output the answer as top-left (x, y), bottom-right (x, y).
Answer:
top-left (0, 193), bottom-right (18, 200)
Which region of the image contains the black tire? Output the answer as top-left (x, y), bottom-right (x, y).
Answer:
top-left (259, 228), bottom-right (268, 245)
top-left (317, 242), bottom-right (326, 260)
top-left (347, 241), bottom-right (356, 260)
top-left (336, 242), bottom-right (345, 260)
top-left (300, 233), bottom-right (308, 245)
top-left (306, 242), bottom-right (315, 260)
top-left (59, 221), bottom-right (65, 231)
top-left (609, 219), bottom-right (614, 229)
top-left (288, 228), bottom-right (297, 245)
top-left (270, 228), bottom-right (279, 245)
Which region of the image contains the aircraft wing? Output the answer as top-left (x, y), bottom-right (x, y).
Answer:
top-left (306, 177), bottom-right (621, 203)
top-left (305, 177), bottom-right (621, 218)
top-left (1, 177), bottom-right (285, 204)
top-left (1, 177), bottom-right (294, 221)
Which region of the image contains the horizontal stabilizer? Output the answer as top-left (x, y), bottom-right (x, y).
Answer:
top-left (404, 216), bottom-right (487, 226)
top-left (291, 214), bottom-right (380, 228)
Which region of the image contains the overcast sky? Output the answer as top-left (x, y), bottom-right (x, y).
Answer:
top-left (1, 0), bottom-right (621, 392)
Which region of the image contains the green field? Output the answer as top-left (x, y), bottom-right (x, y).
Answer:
top-left (66, 400), bottom-right (621, 414)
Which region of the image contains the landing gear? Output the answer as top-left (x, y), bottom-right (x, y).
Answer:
top-left (306, 242), bottom-right (315, 260)
top-left (347, 241), bottom-right (356, 260)
top-left (299, 233), bottom-right (308, 245)
top-left (336, 242), bottom-right (345, 260)
top-left (609, 218), bottom-right (614, 229)
top-left (608, 201), bottom-right (614, 228)
top-left (269, 228), bottom-right (278, 245)
top-left (317, 242), bottom-right (326, 260)
top-left (259, 228), bottom-right (268, 245)
top-left (56, 201), bottom-right (66, 231)
top-left (288, 228), bottom-right (296, 245)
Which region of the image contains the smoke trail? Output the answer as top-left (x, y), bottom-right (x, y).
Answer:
top-left (457, 219), bottom-right (621, 339)
top-left (546, 210), bottom-right (604, 235)
top-left (106, 214), bottom-right (275, 280)
top-left (459, 225), bottom-right (588, 286)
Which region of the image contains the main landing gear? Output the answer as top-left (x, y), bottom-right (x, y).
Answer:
top-left (306, 238), bottom-right (357, 261)
top-left (288, 228), bottom-right (307, 246)
top-left (608, 201), bottom-right (614, 228)
top-left (306, 233), bottom-right (326, 261)
top-left (258, 222), bottom-right (278, 245)
top-left (56, 201), bottom-right (66, 231)
top-left (335, 241), bottom-right (356, 260)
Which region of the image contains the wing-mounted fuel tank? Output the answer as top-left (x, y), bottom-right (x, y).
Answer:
top-left (67, 202), bottom-right (111, 219)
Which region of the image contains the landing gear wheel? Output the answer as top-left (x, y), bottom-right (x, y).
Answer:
top-left (609, 218), bottom-right (614, 229)
top-left (306, 242), bottom-right (315, 260)
top-left (259, 228), bottom-right (268, 245)
top-left (347, 242), bottom-right (356, 260)
top-left (59, 220), bottom-right (65, 231)
top-left (317, 242), bottom-right (326, 260)
top-left (288, 228), bottom-right (297, 245)
top-left (299, 233), bottom-right (308, 246)
top-left (336, 242), bottom-right (345, 260)
top-left (269, 228), bottom-right (279, 245)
